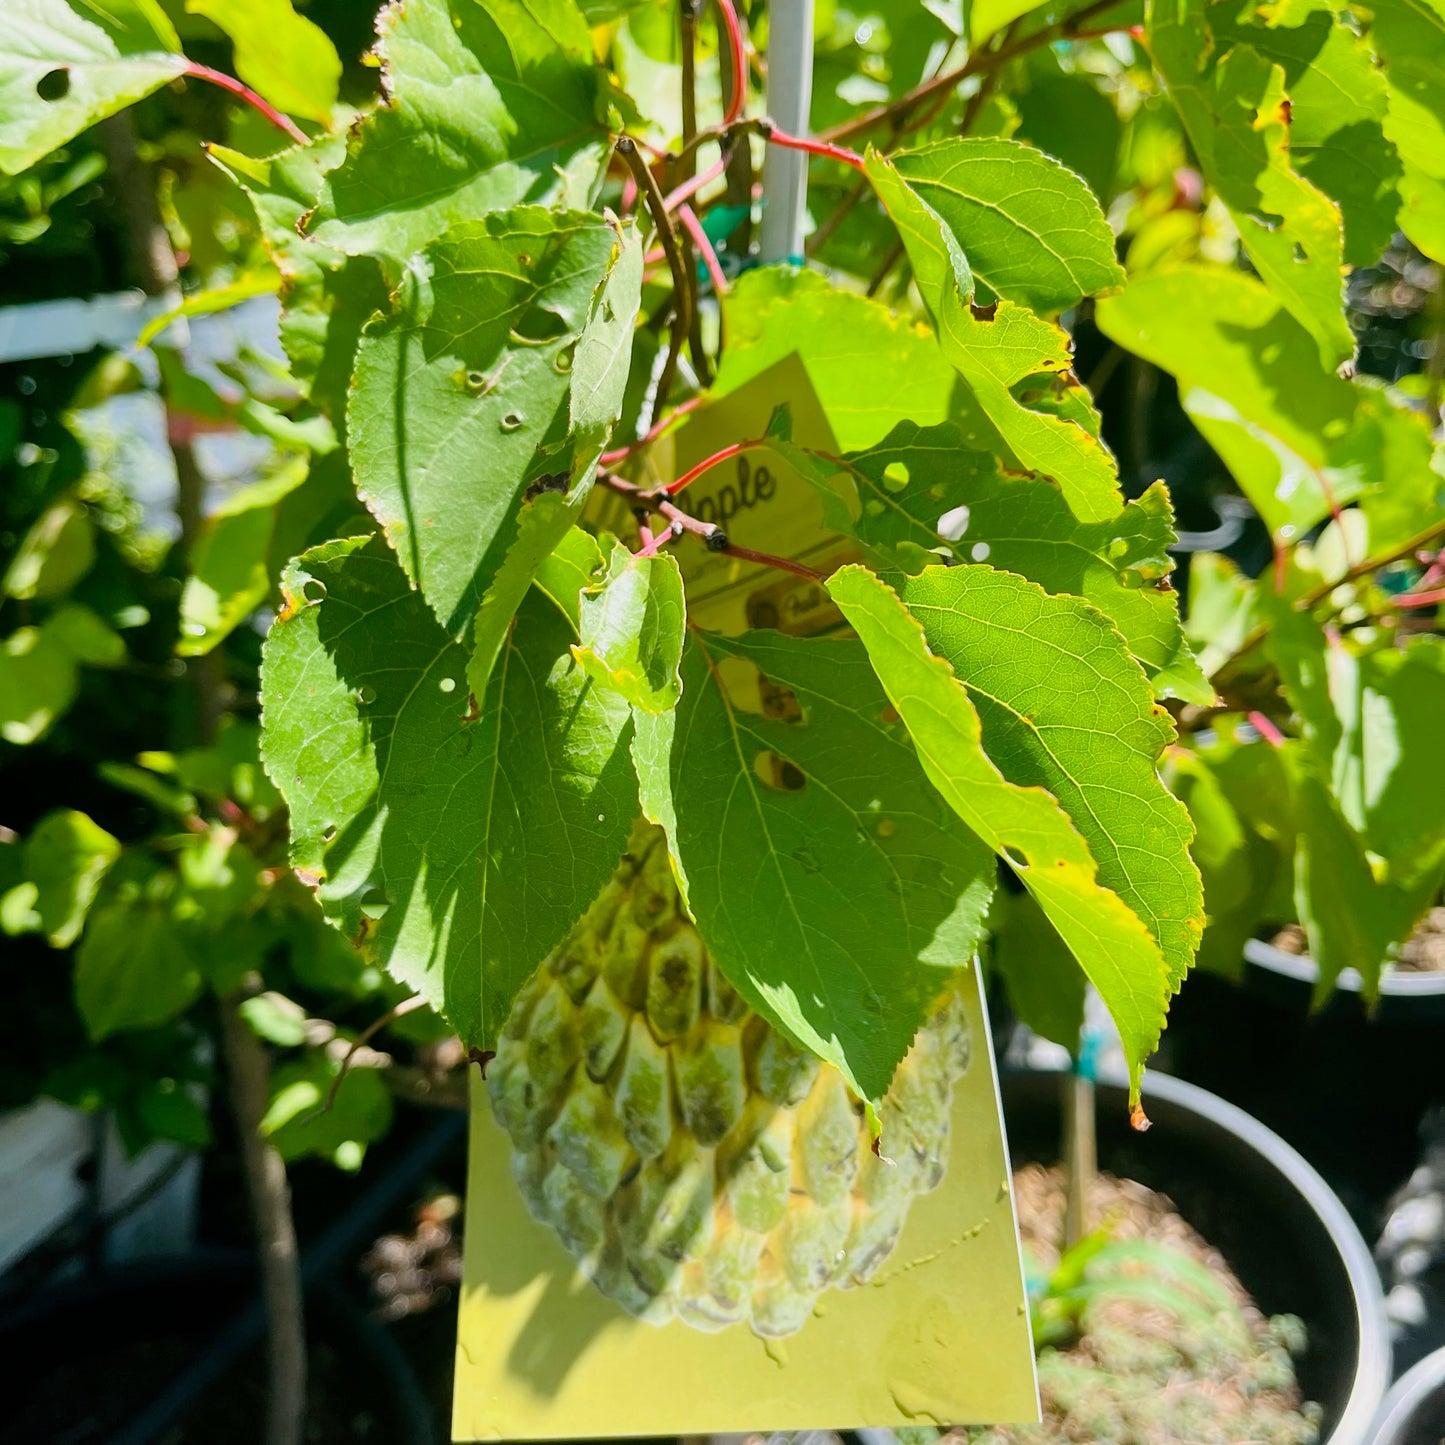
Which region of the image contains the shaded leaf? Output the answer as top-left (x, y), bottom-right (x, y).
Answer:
top-left (1096, 266), bottom-right (1362, 537)
top-left (349, 207), bottom-right (622, 634)
top-left (778, 417), bottom-right (1211, 703)
top-left (574, 544), bottom-right (685, 713)
top-left (186, 0), bottom-right (340, 125)
top-left (75, 897), bottom-right (203, 1040)
top-left (2, 495), bottom-right (94, 599)
top-left (21, 808), bottom-right (120, 947)
top-left (865, 151), bottom-right (1123, 524)
top-left (990, 888), bottom-right (1087, 1051)
top-left (260, 535), bottom-right (637, 1051)
top-left (209, 137), bottom-right (390, 423)
top-left (261, 1049), bottom-right (393, 1171)
top-left (639, 626), bottom-right (997, 1108)
top-left (1147, 0), bottom-right (1353, 366)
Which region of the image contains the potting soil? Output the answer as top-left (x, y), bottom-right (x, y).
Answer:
top-left (964, 1165), bottom-right (1325, 1445)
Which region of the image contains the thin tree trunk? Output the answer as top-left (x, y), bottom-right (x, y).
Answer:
top-left (99, 111), bottom-right (307, 1445)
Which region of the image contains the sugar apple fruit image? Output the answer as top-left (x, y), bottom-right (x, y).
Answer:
top-left (487, 821), bottom-right (972, 1338)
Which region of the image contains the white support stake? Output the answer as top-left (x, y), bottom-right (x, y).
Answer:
top-left (758, 0), bottom-right (815, 264)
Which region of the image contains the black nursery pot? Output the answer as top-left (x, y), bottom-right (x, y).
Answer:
top-left (1154, 942), bottom-right (1445, 1226)
top-left (0, 1252), bottom-right (435, 1445)
top-left (1002, 1068), bottom-right (1393, 1445)
top-left (1367, 1344), bottom-right (1445, 1445)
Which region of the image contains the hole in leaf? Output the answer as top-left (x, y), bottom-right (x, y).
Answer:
top-left (360, 888), bottom-right (391, 920)
top-left (937, 504), bottom-right (970, 541)
top-left (322, 824), bottom-right (338, 843)
top-left (882, 461), bottom-right (909, 493)
top-left (357, 684), bottom-right (377, 705)
top-left (302, 578), bottom-right (327, 603)
top-left (1292, 241), bottom-right (1308, 263)
top-left (970, 542), bottom-right (991, 562)
top-left (37, 69), bottom-right (70, 101)
top-left (1001, 845), bottom-right (1029, 871)
top-left (970, 300), bottom-right (998, 322)
top-left (500, 413), bottom-right (524, 432)
top-left (754, 751), bottom-right (807, 792)
top-left (439, 677), bottom-right (457, 693)
top-left (509, 305), bottom-right (570, 345)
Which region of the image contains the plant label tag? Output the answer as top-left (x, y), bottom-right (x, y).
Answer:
top-left (453, 359), bottom-right (1040, 1440)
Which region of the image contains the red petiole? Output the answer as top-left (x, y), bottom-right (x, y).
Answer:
top-left (184, 63), bottom-right (307, 145)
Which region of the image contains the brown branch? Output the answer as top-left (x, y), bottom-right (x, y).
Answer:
top-left (1212, 514), bottom-right (1445, 677)
top-left (617, 137), bottom-right (693, 426)
top-left (221, 991), bottom-right (307, 1445)
top-left (101, 112), bottom-right (303, 1445)
top-left (820, 0), bottom-right (1134, 144)
top-left (599, 472), bottom-right (825, 583)
top-left (320, 994), bottom-right (427, 1115)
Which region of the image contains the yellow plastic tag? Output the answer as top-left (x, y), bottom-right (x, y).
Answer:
top-left (452, 360), bottom-right (1040, 1440)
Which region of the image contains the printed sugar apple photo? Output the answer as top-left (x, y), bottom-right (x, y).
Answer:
top-left (488, 822), bottom-right (973, 1338)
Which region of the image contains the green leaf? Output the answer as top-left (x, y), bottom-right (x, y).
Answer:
top-left (465, 219), bottom-right (642, 695)
top-left (534, 525), bottom-right (606, 629)
top-left (1208, 2), bottom-right (1401, 267)
top-left (21, 808), bottom-right (120, 947)
top-left (892, 138), bottom-right (1126, 313)
top-left (779, 417), bottom-right (1211, 703)
top-left (1364, 0), bottom-right (1445, 179)
top-left (710, 267), bottom-right (959, 452)
top-left (639, 626), bottom-right (997, 1108)
top-left (349, 207), bottom-right (622, 634)
top-left (1274, 617), bottom-right (1445, 892)
top-left (75, 898), bottom-right (203, 1040)
top-left (136, 270), bottom-right (282, 348)
top-left (828, 565), bottom-right (1193, 1101)
top-left (1095, 266), bottom-right (1361, 538)
top-left (186, 0), bottom-right (339, 125)
top-left (865, 151), bottom-right (1124, 525)
top-left (260, 1049), bottom-right (393, 1171)
top-left (0, 0), bottom-right (185, 175)
top-left (2, 495), bottom-right (94, 599)
top-left (0, 623), bottom-right (76, 744)
top-left (305, 0), bottom-right (610, 276)
top-left (1145, 0), bottom-right (1353, 366)
top-left (179, 463), bottom-right (309, 656)
top-left (208, 137), bottom-right (390, 422)
top-left (1164, 729), bottom-right (1298, 980)
top-left (1014, 69), bottom-right (1122, 205)
top-left (1283, 744), bottom-right (1410, 1000)
top-left (1398, 163), bottom-right (1445, 264)
top-left (990, 888), bottom-right (1087, 1051)
top-left (239, 991), bottom-right (309, 1047)
top-left (260, 535), bottom-right (638, 1051)
top-left (971, 0), bottom-right (1049, 45)
top-left (573, 544), bottom-right (685, 713)
top-left (135, 1078), bottom-right (211, 1148)
top-left (570, 220), bottom-right (644, 449)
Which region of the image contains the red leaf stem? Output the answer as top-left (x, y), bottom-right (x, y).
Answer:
top-left (1247, 711), bottom-right (1287, 748)
top-left (715, 0), bottom-right (747, 125)
top-left (183, 63), bottom-right (307, 145)
top-left (678, 202), bottom-right (729, 295)
top-left (664, 152), bottom-right (728, 211)
top-left (599, 395), bottom-right (703, 468)
top-left (764, 125), bottom-right (866, 173)
top-left (665, 438), bottom-right (759, 495)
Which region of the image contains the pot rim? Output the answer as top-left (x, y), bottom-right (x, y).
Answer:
top-left (1244, 938), bottom-right (1445, 998)
top-left (1009, 1064), bottom-right (1394, 1445)
top-left (1367, 1344), bottom-right (1445, 1445)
